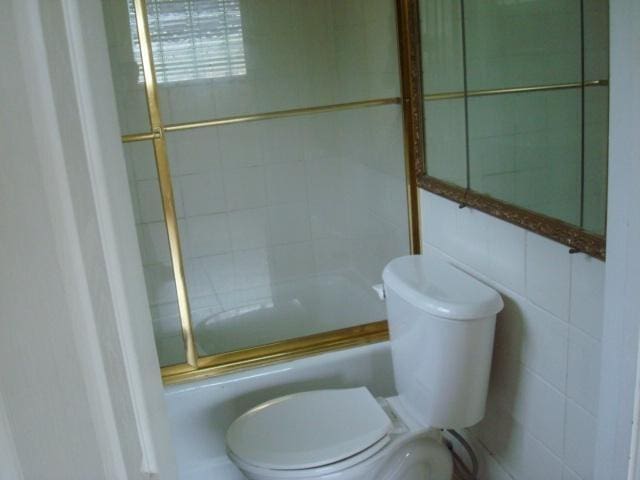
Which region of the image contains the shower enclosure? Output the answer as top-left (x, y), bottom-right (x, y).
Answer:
top-left (101, 0), bottom-right (415, 381)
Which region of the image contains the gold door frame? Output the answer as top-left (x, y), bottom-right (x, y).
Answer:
top-left (126, 0), bottom-right (421, 385)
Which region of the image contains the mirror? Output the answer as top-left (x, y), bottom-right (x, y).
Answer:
top-left (417, 0), bottom-right (609, 257)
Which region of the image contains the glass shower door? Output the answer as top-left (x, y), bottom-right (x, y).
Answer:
top-left (101, 0), bottom-right (411, 371)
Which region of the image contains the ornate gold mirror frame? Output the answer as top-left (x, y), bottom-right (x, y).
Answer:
top-left (400, 0), bottom-right (607, 261)
top-left (124, 0), bottom-right (421, 385)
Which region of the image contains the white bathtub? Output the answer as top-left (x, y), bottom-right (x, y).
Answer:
top-left (194, 272), bottom-right (386, 355)
top-left (164, 342), bottom-right (395, 480)
top-left (155, 272), bottom-right (386, 364)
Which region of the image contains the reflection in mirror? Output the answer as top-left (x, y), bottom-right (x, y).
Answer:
top-left (420, 0), bottom-right (467, 187)
top-left (127, 0), bottom-right (247, 84)
top-left (419, 0), bottom-right (609, 238)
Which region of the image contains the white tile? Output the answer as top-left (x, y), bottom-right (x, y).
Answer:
top-left (313, 236), bottom-right (351, 274)
top-left (213, 79), bottom-right (257, 117)
top-left (480, 405), bottom-right (563, 480)
top-left (302, 116), bottom-right (339, 161)
top-left (520, 301), bottom-right (570, 391)
top-left (155, 334), bottom-right (185, 367)
top-left (567, 327), bottom-right (601, 415)
top-left (564, 401), bottom-right (597, 480)
top-left (254, 73), bottom-right (301, 112)
top-left (184, 260), bottom-right (215, 299)
top-left (124, 141), bottom-right (156, 180)
top-left (309, 197), bottom-right (350, 239)
top-left (420, 191), bottom-right (458, 251)
top-left (479, 445), bottom-right (515, 480)
top-left (453, 207), bottom-right (491, 275)
top-left (268, 242), bottom-right (316, 282)
top-left (232, 249), bottom-right (271, 289)
top-left (219, 123), bottom-right (263, 169)
top-left (168, 128), bottom-right (221, 175)
top-left (200, 254), bottom-right (235, 293)
top-left (487, 216), bottom-right (526, 294)
top-left (136, 180), bottom-right (164, 223)
top-left (228, 208), bottom-right (268, 251)
top-left (150, 302), bottom-right (179, 321)
top-left (347, 205), bottom-right (390, 238)
top-left (224, 166), bottom-right (267, 211)
top-left (510, 369), bottom-right (566, 457)
top-left (261, 117), bottom-right (305, 165)
top-left (218, 285), bottom-right (274, 312)
top-left (306, 155), bottom-right (345, 200)
top-left (570, 253), bottom-right (605, 339)
top-left (166, 83), bottom-right (217, 124)
top-left (190, 296), bottom-right (222, 317)
top-left (513, 430), bottom-right (564, 480)
top-left (265, 162), bottom-right (307, 204)
top-left (179, 173), bottom-right (226, 217)
top-left (562, 467), bottom-right (582, 480)
top-left (143, 264), bottom-right (177, 305)
top-left (139, 222), bottom-right (170, 265)
top-left (129, 180), bottom-right (142, 224)
top-left (135, 178), bottom-right (184, 222)
top-left (526, 232), bottom-right (571, 320)
top-left (151, 315), bottom-right (182, 339)
top-left (123, 87), bottom-right (151, 133)
top-left (185, 214), bottom-right (231, 258)
top-left (268, 203), bottom-right (311, 245)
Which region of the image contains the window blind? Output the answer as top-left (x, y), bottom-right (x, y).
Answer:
top-left (128, 0), bottom-right (246, 84)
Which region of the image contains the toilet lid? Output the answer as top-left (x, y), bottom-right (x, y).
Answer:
top-left (225, 387), bottom-right (392, 470)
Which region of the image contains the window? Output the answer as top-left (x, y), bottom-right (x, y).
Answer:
top-left (128, 0), bottom-right (246, 84)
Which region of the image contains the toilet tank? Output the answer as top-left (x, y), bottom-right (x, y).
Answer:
top-left (382, 255), bottom-right (503, 429)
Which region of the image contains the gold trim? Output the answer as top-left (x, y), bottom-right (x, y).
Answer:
top-left (397, 0), bottom-right (424, 255)
top-left (421, 177), bottom-right (605, 260)
top-left (165, 98), bottom-right (401, 132)
top-left (122, 131), bottom-right (157, 143)
top-left (122, 2), bottom-right (420, 384)
top-left (424, 79), bottom-right (609, 102)
top-left (162, 321), bottom-right (390, 385)
top-left (133, 0), bottom-right (198, 367)
top-left (122, 98), bottom-right (401, 143)
top-left (401, 0), bottom-right (607, 259)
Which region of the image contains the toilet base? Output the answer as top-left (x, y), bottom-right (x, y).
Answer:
top-left (231, 430), bottom-right (452, 480)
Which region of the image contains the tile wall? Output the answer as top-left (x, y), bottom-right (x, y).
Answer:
top-left (421, 190), bottom-right (604, 480)
top-left (420, 0), bottom-right (609, 234)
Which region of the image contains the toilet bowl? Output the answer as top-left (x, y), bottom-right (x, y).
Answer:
top-left (226, 388), bottom-right (453, 480)
top-left (226, 255), bottom-right (504, 480)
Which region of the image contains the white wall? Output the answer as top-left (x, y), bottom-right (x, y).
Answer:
top-left (594, 0), bottom-right (640, 477)
top-left (0, 0), bottom-right (176, 478)
top-left (420, 190), bottom-right (605, 480)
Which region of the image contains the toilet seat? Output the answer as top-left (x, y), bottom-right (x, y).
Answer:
top-left (226, 387), bottom-right (393, 471)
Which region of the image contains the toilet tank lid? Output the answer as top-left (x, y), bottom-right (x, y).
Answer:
top-left (225, 387), bottom-right (392, 470)
top-left (382, 255), bottom-right (503, 320)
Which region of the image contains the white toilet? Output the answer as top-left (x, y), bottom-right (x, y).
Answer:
top-left (226, 255), bottom-right (504, 480)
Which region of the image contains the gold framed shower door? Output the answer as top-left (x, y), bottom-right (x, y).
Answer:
top-left (126, 0), bottom-right (423, 384)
